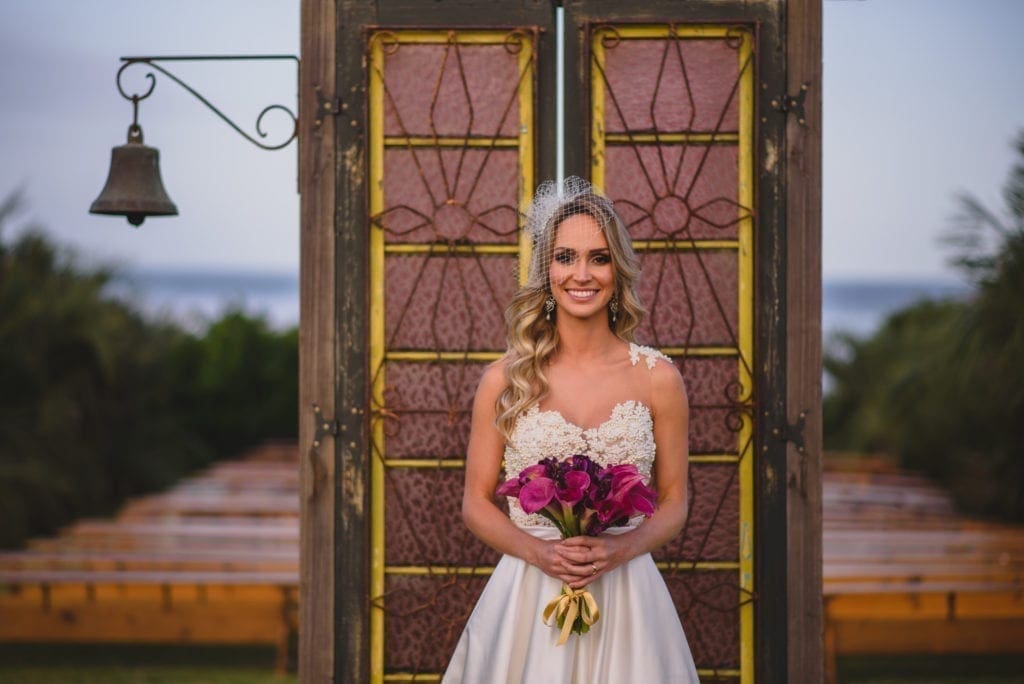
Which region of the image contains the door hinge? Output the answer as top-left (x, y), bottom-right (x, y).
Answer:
top-left (770, 83), bottom-right (809, 126)
top-left (772, 409), bottom-right (808, 453)
top-left (314, 86), bottom-right (345, 128)
top-left (311, 403), bottom-right (339, 448)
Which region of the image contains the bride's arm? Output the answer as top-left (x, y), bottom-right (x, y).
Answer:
top-left (560, 358), bottom-right (690, 588)
top-left (461, 362), bottom-right (593, 585)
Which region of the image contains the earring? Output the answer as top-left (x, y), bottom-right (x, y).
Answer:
top-left (609, 296), bottom-right (619, 324)
top-left (544, 295), bottom-right (556, 322)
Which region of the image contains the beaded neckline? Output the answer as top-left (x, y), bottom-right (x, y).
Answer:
top-left (529, 400), bottom-right (652, 435)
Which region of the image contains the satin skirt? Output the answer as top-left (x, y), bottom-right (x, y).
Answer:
top-left (442, 526), bottom-right (699, 684)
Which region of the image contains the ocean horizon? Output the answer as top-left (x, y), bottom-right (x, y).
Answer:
top-left (106, 267), bottom-right (970, 341)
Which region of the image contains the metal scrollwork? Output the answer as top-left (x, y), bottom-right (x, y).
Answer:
top-left (115, 55), bottom-right (299, 151)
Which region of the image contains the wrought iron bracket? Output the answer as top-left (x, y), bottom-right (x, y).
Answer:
top-left (311, 404), bottom-right (339, 448)
top-left (314, 87), bottom-right (346, 128)
top-left (770, 83), bottom-right (809, 126)
top-left (772, 409), bottom-right (808, 453)
top-left (115, 54), bottom-right (299, 150)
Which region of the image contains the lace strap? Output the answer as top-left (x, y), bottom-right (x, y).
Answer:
top-left (628, 343), bottom-right (672, 369)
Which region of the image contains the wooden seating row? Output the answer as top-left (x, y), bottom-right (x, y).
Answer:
top-left (822, 459), bottom-right (1024, 683)
top-left (5, 444), bottom-right (1023, 679)
top-left (0, 571), bottom-right (299, 668)
top-left (0, 445), bottom-right (301, 671)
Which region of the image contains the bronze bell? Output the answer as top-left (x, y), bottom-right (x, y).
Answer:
top-left (90, 123), bottom-right (177, 227)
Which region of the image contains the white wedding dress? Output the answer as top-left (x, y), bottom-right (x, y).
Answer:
top-left (443, 344), bottom-right (699, 684)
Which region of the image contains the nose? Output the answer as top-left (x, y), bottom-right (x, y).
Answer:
top-left (572, 257), bottom-right (592, 282)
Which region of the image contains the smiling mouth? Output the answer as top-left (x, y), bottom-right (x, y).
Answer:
top-left (565, 288), bottom-right (599, 302)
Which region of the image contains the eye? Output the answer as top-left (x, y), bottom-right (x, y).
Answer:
top-left (591, 253), bottom-right (611, 265)
top-left (553, 250), bottom-right (575, 265)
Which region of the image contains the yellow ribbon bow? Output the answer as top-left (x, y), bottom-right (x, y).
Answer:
top-left (542, 584), bottom-right (601, 645)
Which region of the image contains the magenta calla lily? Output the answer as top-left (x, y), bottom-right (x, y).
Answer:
top-left (519, 477), bottom-right (556, 514)
top-left (495, 479), bottom-right (521, 497)
top-left (555, 470), bottom-right (591, 505)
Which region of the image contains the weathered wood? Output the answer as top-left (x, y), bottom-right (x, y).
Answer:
top-left (0, 573), bottom-right (298, 670)
top-left (0, 549), bottom-right (297, 572)
top-left (299, 0), bottom-right (338, 681)
top-left (823, 563), bottom-right (1023, 584)
top-left (821, 460), bottom-right (1024, 681)
top-left (0, 601), bottom-right (293, 643)
top-left (0, 446), bottom-right (303, 673)
top-left (121, 494), bottom-right (298, 518)
top-left (0, 570), bottom-right (297, 584)
top-left (829, 619), bottom-right (1024, 655)
top-left (785, 0), bottom-right (824, 682)
top-left (334, 2), bottom-right (376, 681)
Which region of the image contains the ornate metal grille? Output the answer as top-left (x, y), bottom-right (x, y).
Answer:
top-left (365, 22), bottom-right (757, 684)
top-left (590, 24), bottom-right (756, 683)
top-left (367, 28), bottom-right (536, 681)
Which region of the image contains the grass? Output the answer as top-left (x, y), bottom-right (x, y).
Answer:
top-left (0, 645), bottom-right (296, 684)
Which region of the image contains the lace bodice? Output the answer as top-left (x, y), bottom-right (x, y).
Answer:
top-left (503, 344), bottom-right (670, 527)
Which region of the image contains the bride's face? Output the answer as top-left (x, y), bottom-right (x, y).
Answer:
top-left (549, 212), bottom-right (615, 322)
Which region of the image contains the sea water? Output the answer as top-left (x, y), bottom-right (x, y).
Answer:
top-left (108, 268), bottom-right (969, 340)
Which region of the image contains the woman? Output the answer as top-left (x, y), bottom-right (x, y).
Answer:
top-left (443, 177), bottom-right (699, 682)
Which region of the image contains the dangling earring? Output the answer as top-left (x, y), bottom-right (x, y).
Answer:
top-left (544, 294), bottom-right (556, 322)
top-left (609, 296), bottom-right (619, 324)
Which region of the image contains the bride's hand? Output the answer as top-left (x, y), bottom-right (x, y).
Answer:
top-left (531, 539), bottom-right (604, 586)
top-left (558, 535), bottom-right (635, 589)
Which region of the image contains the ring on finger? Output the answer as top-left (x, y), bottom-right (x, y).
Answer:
top-left (591, 563), bottom-right (598, 575)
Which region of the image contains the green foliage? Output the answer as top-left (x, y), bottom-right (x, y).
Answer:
top-left (824, 131), bottom-right (1024, 521)
top-left (0, 194), bottom-right (297, 548)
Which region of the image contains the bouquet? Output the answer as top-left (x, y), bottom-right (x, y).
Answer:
top-left (496, 455), bottom-right (658, 644)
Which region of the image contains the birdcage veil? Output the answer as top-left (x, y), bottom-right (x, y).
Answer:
top-left (522, 176), bottom-right (624, 291)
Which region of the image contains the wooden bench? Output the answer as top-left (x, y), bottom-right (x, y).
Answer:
top-left (27, 522), bottom-right (298, 553)
top-left (822, 460), bottom-right (1024, 683)
top-left (0, 570), bottom-right (298, 670)
top-left (0, 549), bottom-right (298, 573)
top-left (0, 445), bottom-right (302, 670)
top-left (119, 493), bottom-right (299, 519)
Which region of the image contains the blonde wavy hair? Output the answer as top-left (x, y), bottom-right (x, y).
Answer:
top-left (495, 192), bottom-right (646, 441)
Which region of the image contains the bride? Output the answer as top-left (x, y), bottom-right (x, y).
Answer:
top-left (443, 178), bottom-right (699, 683)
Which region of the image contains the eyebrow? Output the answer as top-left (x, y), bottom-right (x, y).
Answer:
top-left (552, 246), bottom-right (610, 255)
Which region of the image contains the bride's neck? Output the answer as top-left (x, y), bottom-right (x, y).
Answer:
top-left (553, 317), bottom-right (621, 363)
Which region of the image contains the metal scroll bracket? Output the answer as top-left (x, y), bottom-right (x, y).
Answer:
top-left (115, 54), bottom-right (300, 150)
top-left (770, 83), bottom-right (809, 126)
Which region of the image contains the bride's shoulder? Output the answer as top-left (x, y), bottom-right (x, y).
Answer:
top-left (627, 343), bottom-right (687, 412)
top-left (478, 357), bottom-right (509, 393)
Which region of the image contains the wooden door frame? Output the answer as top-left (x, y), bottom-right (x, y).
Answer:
top-left (784, 1), bottom-right (823, 682)
top-left (298, 2), bottom-right (557, 682)
top-left (298, 1), bottom-right (820, 681)
top-left (562, 1), bottom-right (822, 681)
top-left (298, 0), bottom-right (340, 681)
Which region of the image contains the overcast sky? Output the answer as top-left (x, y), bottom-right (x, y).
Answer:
top-left (1, 0), bottom-right (1022, 281)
